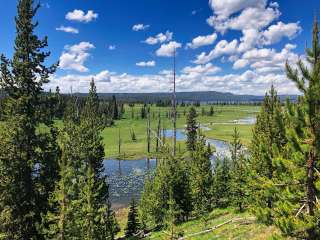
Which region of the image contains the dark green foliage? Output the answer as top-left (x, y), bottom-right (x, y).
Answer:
top-left (186, 107), bottom-right (198, 151)
top-left (209, 106), bottom-right (214, 116)
top-left (139, 149), bottom-right (192, 229)
top-left (201, 107), bottom-right (206, 116)
top-left (270, 18), bottom-right (320, 239)
top-left (78, 80), bottom-right (118, 239)
top-left (0, 0), bottom-right (58, 238)
top-left (42, 117), bottom-right (82, 239)
top-left (111, 95), bottom-right (119, 120)
top-left (164, 195), bottom-right (184, 240)
top-left (230, 128), bottom-right (248, 212)
top-left (190, 137), bottom-right (213, 215)
top-left (212, 157), bottom-right (232, 208)
top-left (125, 198), bottom-right (140, 238)
top-left (43, 81), bottom-right (119, 239)
top-left (249, 85), bottom-right (286, 224)
top-left (54, 86), bottom-right (64, 119)
top-left (156, 112), bottom-right (161, 152)
top-left (140, 104), bottom-right (147, 119)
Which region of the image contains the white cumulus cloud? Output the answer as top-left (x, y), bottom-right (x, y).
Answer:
top-left (194, 39), bottom-right (238, 64)
top-left (261, 21), bottom-right (302, 45)
top-left (182, 63), bottom-right (221, 75)
top-left (66, 10), bottom-right (98, 23)
top-left (209, 0), bottom-right (266, 20)
top-left (156, 41), bottom-right (182, 57)
top-left (144, 31), bottom-right (173, 45)
top-left (59, 42), bottom-right (95, 72)
top-left (186, 33), bottom-right (217, 49)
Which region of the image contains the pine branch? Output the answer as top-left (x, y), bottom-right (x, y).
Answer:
top-left (286, 62), bottom-right (307, 94)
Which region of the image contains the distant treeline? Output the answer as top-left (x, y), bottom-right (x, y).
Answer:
top-left (70, 91), bottom-right (298, 104)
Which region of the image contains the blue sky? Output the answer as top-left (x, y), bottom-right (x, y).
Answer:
top-left (0, 0), bottom-right (319, 95)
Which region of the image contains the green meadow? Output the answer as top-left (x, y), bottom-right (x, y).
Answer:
top-left (102, 104), bottom-right (259, 159)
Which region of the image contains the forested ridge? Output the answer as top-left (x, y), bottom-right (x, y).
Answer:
top-left (0, 1), bottom-right (319, 240)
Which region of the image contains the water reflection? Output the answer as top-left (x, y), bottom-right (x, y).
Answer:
top-left (104, 135), bottom-right (230, 209)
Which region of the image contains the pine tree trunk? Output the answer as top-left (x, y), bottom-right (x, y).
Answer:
top-left (306, 150), bottom-right (316, 215)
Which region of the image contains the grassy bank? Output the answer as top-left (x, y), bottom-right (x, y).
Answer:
top-left (115, 208), bottom-right (287, 240)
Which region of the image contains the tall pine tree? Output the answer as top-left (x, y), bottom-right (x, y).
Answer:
top-left (78, 79), bottom-right (119, 239)
top-left (125, 198), bottom-right (140, 238)
top-left (189, 137), bottom-right (213, 216)
top-left (186, 107), bottom-right (198, 151)
top-left (249, 85), bottom-right (286, 224)
top-left (230, 128), bottom-right (248, 212)
top-left (0, 0), bottom-right (58, 238)
top-left (272, 18), bottom-right (320, 239)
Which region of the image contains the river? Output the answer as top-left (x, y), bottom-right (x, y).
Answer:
top-left (104, 116), bottom-right (256, 209)
top-left (103, 131), bottom-right (230, 209)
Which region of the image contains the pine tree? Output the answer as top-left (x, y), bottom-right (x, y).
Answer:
top-left (79, 79), bottom-right (119, 239)
top-left (43, 81), bottom-right (119, 239)
top-left (0, 0), bottom-right (58, 237)
top-left (201, 107), bottom-right (206, 116)
top-left (111, 95), bottom-right (119, 120)
top-left (209, 106), bottom-right (214, 116)
top-left (189, 137), bottom-right (213, 215)
top-left (42, 117), bottom-right (82, 239)
top-left (139, 175), bottom-right (159, 230)
top-left (54, 86), bottom-right (64, 119)
top-left (186, 107), bottom-right (198, 151)
top-left (230, 127), bottom-right (242, 163)
top-left (249, 85), bottom-right (286, 224)
top-left (156, 111), bottom-right (161, 152)
top-left (212, 157), bottom-right (232, 208)
top-left (271, 18), bottom-right (320, 239)
top-left (230, 128), bottom-right (248, 212)
top-left (164, 193), bottom-right (183, 240)
top-left (140, 104), bottom-right (147, 119)
top-left (139, 149), bottom-right (192, 228)
top-left (125, 198), bottom-right (140, 238)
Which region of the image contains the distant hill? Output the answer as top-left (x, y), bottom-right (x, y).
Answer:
top-left (73, 91), bottom-right (298, 103)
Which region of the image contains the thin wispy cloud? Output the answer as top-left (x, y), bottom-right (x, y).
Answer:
top-left (132, 24), bottom-right (150, 31)
top-left (136, 61), bottom-right (156, 67)
top-left (56, 26), bottom-right (79, 34)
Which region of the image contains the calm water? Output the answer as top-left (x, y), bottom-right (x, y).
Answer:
top-left (104, 159), bottom-right (156, 209)
top-left (104, 129), bottom-right (230, 209)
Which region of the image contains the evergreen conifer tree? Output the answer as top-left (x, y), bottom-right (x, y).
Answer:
top-left (230, 128), bottom-right (248, 212)
top-left (249, 86), bottom-right (286, 224)
top-left (212, 157), bottom-right (232, 208)
top-left (139, 149), bottom-right (192, 228)
top-left (111, 95), bottom-right (119, 120)
top-left (0, 0), bottom-right (58, 237)
top-left (125, 198), bottom-right (140, 238)
top-left (186, 107), bottom-right (198, 151)
top-left (190, 137), bottom-right (213, 215)
top-left (78, 79), bottom-right (119, 239)
top-left (271, 18), bottom-right (320, 239)
top-left (42, 116), bottom-right (82, 239)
